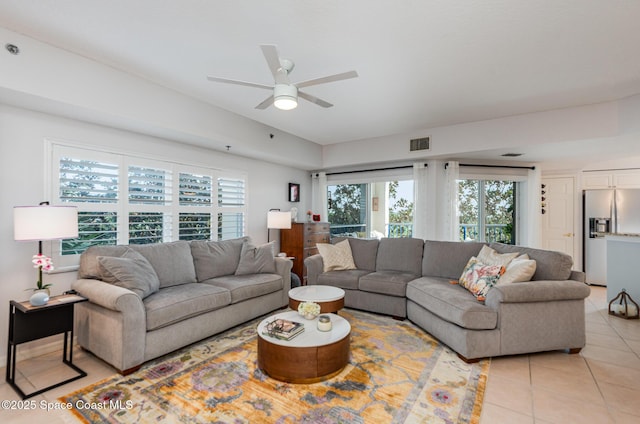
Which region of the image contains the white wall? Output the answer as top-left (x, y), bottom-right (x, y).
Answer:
top-left (0, 104), bottom-right (311, 363)
top-left (0, 26), bottom-right (322, 170)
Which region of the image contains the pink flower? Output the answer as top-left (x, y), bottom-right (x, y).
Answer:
top-left (32, 254), bottom-right (54, 271)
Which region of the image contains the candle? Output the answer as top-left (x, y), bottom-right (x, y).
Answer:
top-left (317, 315), bottom-right (332, 332)
top-left (625, 304), bottom-right (638, 316)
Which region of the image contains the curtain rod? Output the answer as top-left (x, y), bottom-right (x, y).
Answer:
top-left (312, 163), bottom-right (427, 177)
top-left (444, 162), bottom-right (535, 170)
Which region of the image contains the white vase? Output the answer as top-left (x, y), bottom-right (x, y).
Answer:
top-left (30, 289), bottom-right (50, 306)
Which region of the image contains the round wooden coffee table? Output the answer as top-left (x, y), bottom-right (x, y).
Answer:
top-left (288, 285), bottom-right (345, 314)
top-left (257, 311), bottom-right (350, 383)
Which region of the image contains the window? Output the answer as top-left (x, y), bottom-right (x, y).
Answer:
top-left (327, 179), bottom-right (414, 238)
top-left (179, 172), bottom-right (213, 241)
top-left (50, 143), bottom-right (246, 267)
top-left (457, 179), bottom-right (516, 243)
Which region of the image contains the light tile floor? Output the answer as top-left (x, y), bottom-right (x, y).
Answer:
top-left (480, 286), bottom-right (640, 424)
top-left (0, 287), bottom-right (637, 423)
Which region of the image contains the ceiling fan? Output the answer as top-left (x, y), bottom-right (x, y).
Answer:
top-left (207, 44), bottom-right (358, 111)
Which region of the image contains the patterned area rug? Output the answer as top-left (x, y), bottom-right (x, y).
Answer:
top-left (61, 309), bottom-right (489, 423)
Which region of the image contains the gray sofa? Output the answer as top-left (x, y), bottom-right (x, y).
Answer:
top-left (305, 238), bottom-right (590, 362)
top-left (72, 238), bottom-right (292, 374)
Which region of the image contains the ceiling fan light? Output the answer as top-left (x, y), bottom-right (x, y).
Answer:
top-left (273, 84), bottom-right (298, 110)
top-left (274, 96), bottom-right (297, 110)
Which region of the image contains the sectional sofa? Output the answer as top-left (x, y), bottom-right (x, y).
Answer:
top-left (72, 238), bottom-right (292, 374)
top-left (305, 238), bottom-right (591, 362)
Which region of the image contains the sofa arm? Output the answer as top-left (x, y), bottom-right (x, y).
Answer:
top-left (275, 257), bottom-right (293, 305)
top-left (569, 270), bottom-right (586, 283)
top-left (72, 278), bottom-right (144, 314)
top-left (72, 278), bottom-right (147, 373)
top-left (305, 254), bottom-right (324, 285)
top-left (485, 280), bottom-right (591, 307)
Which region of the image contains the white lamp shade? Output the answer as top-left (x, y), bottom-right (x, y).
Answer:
top-left (14, 205), bottom-right (79, 241)
top-left (267, 211), bottom-right (292, 230)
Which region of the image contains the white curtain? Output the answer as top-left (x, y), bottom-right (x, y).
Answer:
top-left (311, 172), bottom-right (328, 222)
top-left (444, 161), bottom-right (460, 241)
top-left (412, 163), bottom-right (429, 239)
top-left (526, 166), bottom-right (542, 247)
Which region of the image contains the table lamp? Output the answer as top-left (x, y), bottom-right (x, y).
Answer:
top-left (14, 202), bottom-right (78, 305)
top-left (267, 209), bottom-right (292, 243)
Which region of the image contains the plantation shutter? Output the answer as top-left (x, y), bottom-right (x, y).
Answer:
top-left (179, 172), bottom-right (213, 240)
top-left (217, 177), bottom-right (245, 239)
top-left (58, 157), bottom-right (119, 255)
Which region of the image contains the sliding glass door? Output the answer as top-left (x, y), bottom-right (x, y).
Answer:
top-left (458, 179), bottom-right (516, 243)
top-left (327, 179), bottom-right (414, 238)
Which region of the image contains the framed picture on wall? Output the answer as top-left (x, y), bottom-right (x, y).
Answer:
top-left (289, 183), bottom-right (300, 202)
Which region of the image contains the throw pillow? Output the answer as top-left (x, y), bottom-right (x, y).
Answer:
top-left (498, 255), bottom-right (537, 285)
top-left (316, 239), bottom-right (357, 272)
top-left (458, 257), bottom-right (505, 302)
top-left (477, 245), bottom-right (519, 267)
top-left (235, 241), bottom-right (276, 275)
top-left (97, 249), bottom-right (160, 299)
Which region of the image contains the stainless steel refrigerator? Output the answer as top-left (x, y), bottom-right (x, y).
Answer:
top-left (583, 189), bottom-right (640, 285)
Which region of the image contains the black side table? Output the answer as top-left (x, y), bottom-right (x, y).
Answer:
top-left (6, 293), bottom-right (88, 399)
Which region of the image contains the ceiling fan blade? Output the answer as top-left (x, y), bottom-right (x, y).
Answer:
top-left (295, 70), bottom-right (358, 89)
top-left (299, 91), bottom-right (333, 108)
top-left (255, 95), bottom-right (274, 109)
top-left (207, 76), bottom-right (272, 90)
top-left (260, 44), bottom-right (288, 84)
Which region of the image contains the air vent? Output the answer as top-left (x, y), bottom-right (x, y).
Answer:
top-left (501, 153), bottom-right (523, 157)
top-left (410, 136), bottom-right (430, 152)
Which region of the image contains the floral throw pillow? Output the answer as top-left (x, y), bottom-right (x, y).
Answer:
top-left (458, 257), bottom-right (505, 302)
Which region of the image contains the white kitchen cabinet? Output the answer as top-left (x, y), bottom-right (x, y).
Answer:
top-left (582, 169), bottom-right (640, 189)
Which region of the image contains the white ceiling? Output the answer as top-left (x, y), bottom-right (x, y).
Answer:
top-left (1, 0), bottom-right (640, 154)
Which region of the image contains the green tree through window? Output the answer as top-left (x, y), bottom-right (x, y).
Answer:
top-left (458, 180), bottom-right (515, 243)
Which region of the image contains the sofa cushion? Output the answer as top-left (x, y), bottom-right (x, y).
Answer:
top-left (407, 277), bottom-right (498, 330)
top-left (375, 238), bottom-right (424, 275)
top-left (131, 241), bottom-right (197, 288)
top-left (97, 249), bottom-right (160, 299)
top-left (358, 271), bottom-right (417, 297)
top-left (317, 240), bottom-right (357, 272)
top-left (458, 257), bottom-right (505, 301)
top-left (346, 238), bottom-right (379, 271)
top-left (144, 283), bottom-right (231, 331)
top-left (204, 274), bottom-right (283, 304)
top-left (422, 240), bottom-right (486, 279)
top-left (78, 245), bottom-right (131, 279)
top-left (490, 243), bottom-right (573, 281)
top-left (498, 255), bottom-right (537, 285)
top-left (318, 269), bottom-right (372, 290)
top-left (235, 241), bottom-right (276, 275)
top-left (477, 245), bottom-right (519, 267)
top-left (191, 237), bottom-right (248, 280)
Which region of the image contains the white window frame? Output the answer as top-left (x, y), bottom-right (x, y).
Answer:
top-left (46, 140), bottom-right (247, 270)
top-left (326, 168), bottom-right (414, 238)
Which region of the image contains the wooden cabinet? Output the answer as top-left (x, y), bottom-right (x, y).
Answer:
top-left (280, 222), bottom-right (330, 284)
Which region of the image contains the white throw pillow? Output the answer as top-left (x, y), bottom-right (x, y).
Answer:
top-left (317, 240), bottom-right (357, 272)
top-left (477, 245), bottom-right (519, 267)
top-left (498, 255), bottom-right (537, 285)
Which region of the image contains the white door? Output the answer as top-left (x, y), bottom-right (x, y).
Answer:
top-left (542, 177), bottom-right (575, 261)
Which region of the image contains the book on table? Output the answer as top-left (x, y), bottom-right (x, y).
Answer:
top-left (264, 318), bottom-right (305, 340)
